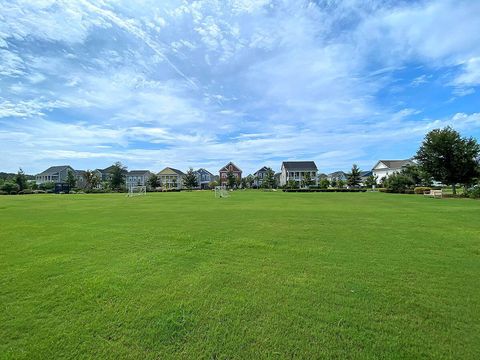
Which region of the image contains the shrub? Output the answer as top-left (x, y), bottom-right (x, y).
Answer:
top-left (18, 189), bottom-right (34, 195)
top-left (404, 189), bottom-right (415, 194)
top-left (377, 188), bottom-right (387, 192)
top-left (465, 185), bottom-right (480, 199)
top-left (0, 190), bottom-right (8, 195)
top-left (33, 190), bottom-right (46, 194)
top-left (414, 187), bottom-right (432, 194)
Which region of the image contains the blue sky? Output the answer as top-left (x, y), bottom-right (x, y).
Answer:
top-left (1, 0), bottom-right (479, 175)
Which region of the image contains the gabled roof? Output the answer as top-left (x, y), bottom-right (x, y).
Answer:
top-left (74, 170), bottom-right (86, 176)
top-left (36, 165), bottom-right (73, 176)
top-left (100, 165), bottom-right (128, 174)
top-left (195, 168), bottom-right (214, 176)
top-left (254, 166), bottom-right (269, 175)
top-left (372, 159), bottom-right (414, 170)
top-left (360, 170), bottom-right (372, 177)
top-left (282, 161), bottom-right (318, 171)
top-left (158, 167), bottom-right (185, 176)
top-left (127, 170), bottom-right (152, 176)
top-left (219, 162), bottom-right (242, 172)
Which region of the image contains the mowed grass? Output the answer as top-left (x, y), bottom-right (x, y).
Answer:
top-left (0, 192), bottom-right (479, 359)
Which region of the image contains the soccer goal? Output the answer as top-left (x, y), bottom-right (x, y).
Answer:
top-left (127, 185), bottom-right (147, 197)
top-left (215, 185), bottom-right (230, 198)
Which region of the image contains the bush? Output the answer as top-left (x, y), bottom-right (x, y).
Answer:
top-left (465, 185), bottom-right (480, 199)
top-left (414, 187), bottom-right (432, 194)
top-left (0, 191), bottom-right (8, 195)
top-left (33, 190), bottom-right (46, 194)
top-left (377, 188), bottom-right (387, 192)
top-left (18, 189), bottom-right (34, 195)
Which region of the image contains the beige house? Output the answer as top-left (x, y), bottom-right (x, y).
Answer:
top-left (158, 167), bottom-right (185, 189)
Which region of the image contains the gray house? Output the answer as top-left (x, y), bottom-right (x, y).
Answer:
top-left (327, 171), bottom-right (348, 183)
top-left (254, 166), bottom-right (269, 187)
top-left (280, 161), bottom-right (318, 187)
top-left (36, 165), bottom-right (75, 185)
top-left (194, 168), bottom-right (215, 189)
top-left (125, 170), bottom-right (153, 189)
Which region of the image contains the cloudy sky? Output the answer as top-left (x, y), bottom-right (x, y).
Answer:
top-left (1, 0), bottom-right (479, 175)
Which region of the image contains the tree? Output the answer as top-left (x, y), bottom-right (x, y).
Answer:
top-left (1, 181), bottom-right (19, 194)
top-left (14, 168), bottom-right (28, 191)
top-left (347, 164), bottom-right (362, 188)
top-left (109, 162), bottom-right (126, 191)
top-left (183, 168), bottom-right (198, 190)
top-left (208, 180), bottom-right (218, 188)
top-left (226, 170), bottom-right (236, 189)
top-left (148, 174), bottom-right (159, 189)
top-left (384, 173), bottom-right (415, 193)
top-left (84, 170), bottom-right (100, 190)
top-left (66, 170), bottom-right (76, 189)
top-left (337, 179), bottom-right (346, 188)
top-left (40, 182), bottom-right (55, 191)
top-left (364, 174), bottom-right (378, 188)
top-left (401, 164), bottom-right (432, 186)
top-left (330, 178), bottom-right (337, 188)
top-left (286, 179), bottom-right (299, 189)
top-left (263, 168), bottom-right (276, 189)
top-left (416, 127), bottom-right (480, 194)
top-left (246, 174), bottom-right (255, 188)
top-left (319, 178), bottom-right (330, 189)
top-left (241, 178), bottom-right (248, 188)
top-left (301, 172), bottom-right (314, 188)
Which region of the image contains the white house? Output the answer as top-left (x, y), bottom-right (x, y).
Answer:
top-left (372, 159), bottom-right (415, 182)
top-left (280, 161), bottom-right (318, 187)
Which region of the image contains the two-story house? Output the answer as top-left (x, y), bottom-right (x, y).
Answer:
top-left (194, 168), bottom-right (215, 189)
top-left (219, 162), bottom-right (242, 187)
top-left (158, 167), bottom-right (185, 190)
top-left (280, 161), bottom-right (318, 187)
top-left (254, 166), bottom-right (269, 187)
top-left (125, 170), bottom-right (153, 189)
top-left (372, 159), bottom-right (415, 182)
top-left (35, 165), bottom-right (75, 185)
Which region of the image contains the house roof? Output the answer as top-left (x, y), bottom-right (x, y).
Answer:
top-left (360, 170), bottom-right (372, 177)
top-left (254, 166), bottom-right (269, 175)
top-left (195, 168), bottom-right (214, 176)
top-left (36, 165), bottom-right (73, 176)
top-left (219, 162), bottom-right (242, 172)
top-left (74, 170), bottom-right (86, 176)
top-left (373, 159), bottom-right (414, 170)
top-left (282, 161), bottom-right (318, 171)
top-left (127, 170), bottom-right (151, 176)
top-left (158, 167), bottom-right (185, 176)
top-left (100, 165), bottom-right (128, 174)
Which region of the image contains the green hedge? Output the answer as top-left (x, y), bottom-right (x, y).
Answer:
top-left (283, 188), bottom-right (367, 193)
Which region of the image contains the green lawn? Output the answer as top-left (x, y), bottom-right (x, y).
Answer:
top-left (1, 192), bottom-right (479, 359)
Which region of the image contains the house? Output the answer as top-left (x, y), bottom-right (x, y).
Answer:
top-left (126, 170), bottom-right (153, 189)
top-left (74, 170), bottom-right (87, 189)
top-left (158, 167), bottom-right (185, 189)
top-left (254, 166), bottom-right (270, 187)
top-left (359, 170), bottom-right (373, 186)
top-left (327, 171), bottom-right (348, 183)
top-left (194, 168), bottom-right (215, 189)
top-left (372, 159), bottom-right (415, 182)
top-left (35, 165), bottom-right (75, 185)
top-left (219, 162), bottom-right (242, 186)
top-left (280, 161), bottom-right (318, 187)
top-left (98, 165), bottom-right (128, 182)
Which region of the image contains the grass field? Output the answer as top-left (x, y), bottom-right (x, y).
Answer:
top-left (1, 191), bottom-right (479, 359)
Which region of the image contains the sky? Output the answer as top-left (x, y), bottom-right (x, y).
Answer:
top-left (1, 0), bottom-right (480, 175)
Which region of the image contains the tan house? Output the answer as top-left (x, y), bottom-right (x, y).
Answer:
top-left (158, 167), bottom-right (185, 189)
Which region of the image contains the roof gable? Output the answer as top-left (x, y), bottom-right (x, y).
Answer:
top-left (195, 168), bottom-right (214, 176)
top-left (372, 159), bottom-right (413, 170)
top-left (254, 166), bottom-right (269, 175)
top-left (219, 162), bottom-right (242, 173)
top-left (158, 167), bottom-right (185, 176)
